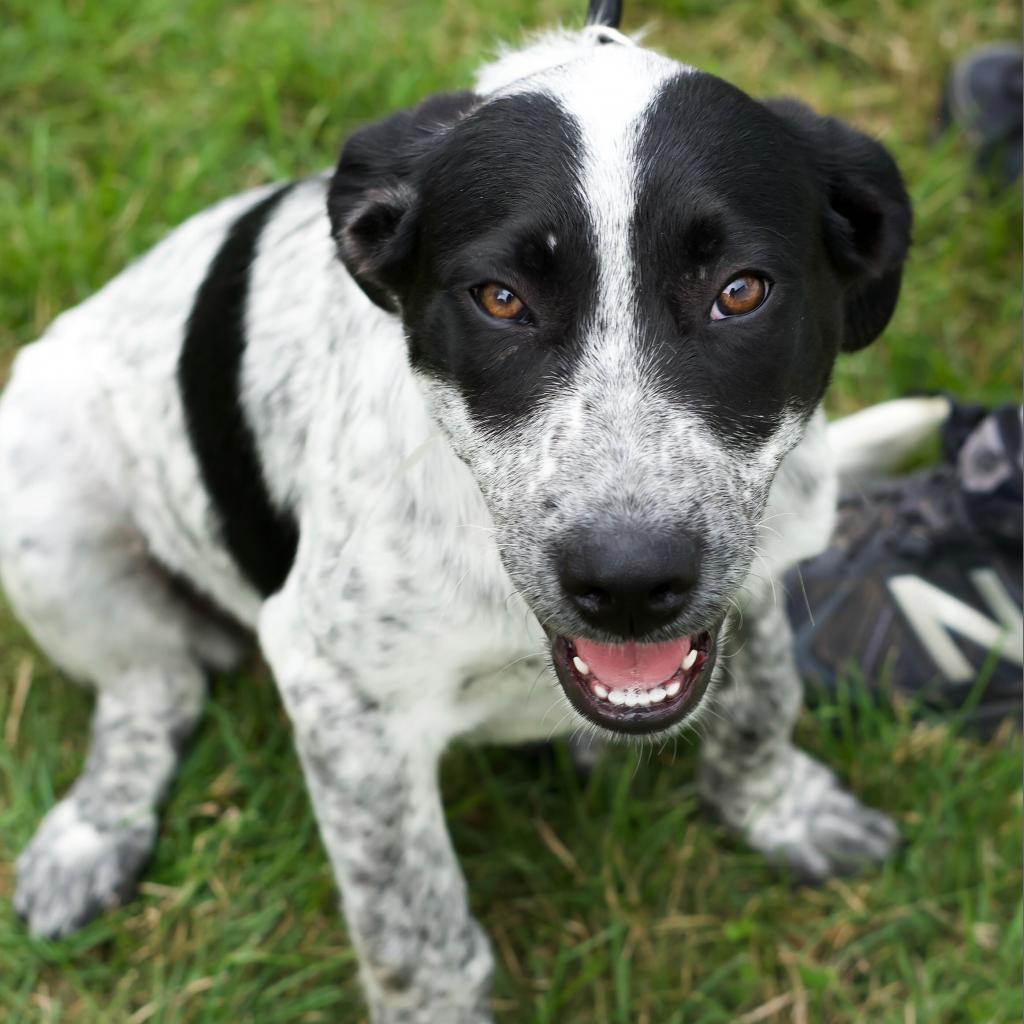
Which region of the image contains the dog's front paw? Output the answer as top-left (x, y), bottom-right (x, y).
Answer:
top-left (739, 751), bottom-right (900, 882)
top-left (368, 986), bottom-right (494, 1024)
top-left (15, 797), bottom-right (155, 938)
top-left (370, 1005), bottom-right (493, 1024)
top-left (361, 915), bottom-right (494, 1024)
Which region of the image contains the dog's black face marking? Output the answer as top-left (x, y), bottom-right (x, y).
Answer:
top-left (331, 69), bottom-right (908, 444)
top-left (398, 93), bottom-right (601, 429)
top-left (631, 72), bottom-right (843, 450)
top-left (179, 185), bottom-right (299, 596)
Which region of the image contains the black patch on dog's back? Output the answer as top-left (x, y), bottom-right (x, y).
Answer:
top-left (179, 185), bottom-right (299, 596)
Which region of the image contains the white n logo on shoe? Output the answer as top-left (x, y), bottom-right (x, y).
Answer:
top-left (888, 569), bottom-right (1024, 683)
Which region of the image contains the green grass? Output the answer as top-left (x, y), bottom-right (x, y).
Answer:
top-left (1, 0), bottom-right (1021, 1021)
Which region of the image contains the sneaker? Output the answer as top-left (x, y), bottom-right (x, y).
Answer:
top-left (786, 403), bottom-right (1023, 735)
top-left (938, 42), bottom-right (1023, 188)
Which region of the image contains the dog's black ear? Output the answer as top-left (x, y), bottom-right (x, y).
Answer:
top-left (328, 91), bottom-right (480, 312)
top-left (763, 98), bottom-right (912, 352)
top-left (586, 0), bottom-right (623, 28)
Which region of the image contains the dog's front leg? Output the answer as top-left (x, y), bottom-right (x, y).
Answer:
top-left (699, 589), bottom-right (900, 880)
top-left (260, 593), bottom-right (493, 1024)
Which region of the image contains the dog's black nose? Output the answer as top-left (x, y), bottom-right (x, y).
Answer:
top-left (557, 526), bottom-right (700, 638)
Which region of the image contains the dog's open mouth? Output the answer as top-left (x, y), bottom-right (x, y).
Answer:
top-left (550, 628), bottom-right (719, 735)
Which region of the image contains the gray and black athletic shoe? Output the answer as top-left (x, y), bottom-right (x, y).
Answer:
top-left (787, 404), bottom-right (1023, 735)
top-left (938, 42), bottom-right (1023, 188)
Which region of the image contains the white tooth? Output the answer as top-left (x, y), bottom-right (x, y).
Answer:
top-left (635, 690), bottom-right (651, 706)
top-left (665, 680), bottom-right (682, 697)
top-left (573, 656), bottom-right (590, 676)
top-left (682, 649), bottom-right (698, 671)
top-left (608, 689), bottom-right (627, 706)
top-left (593, 682), bottom-right (609, 699)
top-left (649, 686), bottom-right (667, 704)
top-left (623, 690), bottom-right (640, 707)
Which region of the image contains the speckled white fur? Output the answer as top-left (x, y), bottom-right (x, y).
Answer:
top-left (0, 25), bottom-right (898, 1024)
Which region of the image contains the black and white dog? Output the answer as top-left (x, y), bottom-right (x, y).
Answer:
top-left (0, 2), bottom-right (911, 1019)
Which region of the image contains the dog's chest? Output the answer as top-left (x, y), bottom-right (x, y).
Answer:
top-left (289, 394), bottom-right (553, 730)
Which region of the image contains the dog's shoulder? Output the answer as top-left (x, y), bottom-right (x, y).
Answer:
top-left (15, 171), bottom-right (424, 619)
top-left (750, 408), bottom-right (838, 590)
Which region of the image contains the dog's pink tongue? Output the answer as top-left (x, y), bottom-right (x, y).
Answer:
top-left (574, 637), bottom-right (691, 688)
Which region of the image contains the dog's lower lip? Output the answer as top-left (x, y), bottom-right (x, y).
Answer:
top-left (549, 629), bottom-right (718, 735)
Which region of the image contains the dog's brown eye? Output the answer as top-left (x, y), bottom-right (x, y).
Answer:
top-left (711, 275), bottom-right (769, 320)
top-left (475, 283), bottom-right (527, 321)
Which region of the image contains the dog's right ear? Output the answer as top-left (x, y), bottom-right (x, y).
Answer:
top-left (762, 98), bottom-right (912, 353)
top-left (327, 92), bottom-right (480, 313)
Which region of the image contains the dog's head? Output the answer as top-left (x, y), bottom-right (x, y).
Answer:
top-left (327, 10), bottom-right (910, 737)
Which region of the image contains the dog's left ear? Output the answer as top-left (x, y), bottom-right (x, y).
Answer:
top-left (763, 98), bottom-right (912, 352)
top-left (328, 91), bottom-right (480, 312)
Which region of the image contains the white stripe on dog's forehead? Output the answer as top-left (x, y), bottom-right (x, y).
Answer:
top-left (557, 50), bottom-right (680, 345)
top-left (498, 46), bottom-right (685, 363)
